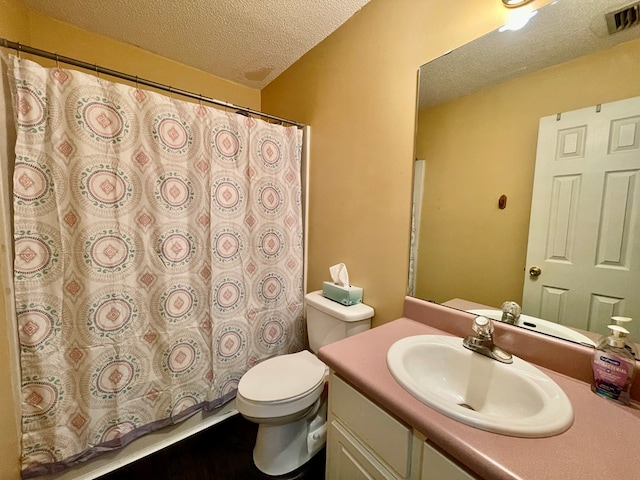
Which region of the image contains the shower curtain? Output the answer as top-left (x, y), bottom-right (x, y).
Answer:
top-left (5, 54), bottom-right (304, 477)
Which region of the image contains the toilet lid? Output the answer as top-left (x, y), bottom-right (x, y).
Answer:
top-left (239, 350), bottom-right (327, 403)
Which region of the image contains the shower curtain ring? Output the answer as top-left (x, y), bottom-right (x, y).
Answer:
top-left (55, 54), bottom-right (60, 70)
top-left (16, 42), bottom-right (21, 60)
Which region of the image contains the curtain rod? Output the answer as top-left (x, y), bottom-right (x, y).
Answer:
top-left (0, 38), bottom-right (305, 128)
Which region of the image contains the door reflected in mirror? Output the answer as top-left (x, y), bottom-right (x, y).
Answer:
top-left (411, 0), bottom-right (640, 350)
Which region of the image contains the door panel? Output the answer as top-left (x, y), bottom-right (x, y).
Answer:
top-left (523, 96), bottom-right (640, 341)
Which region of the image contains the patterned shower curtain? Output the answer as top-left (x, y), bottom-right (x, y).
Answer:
top-left (6, 55), bottom-right (304, 477)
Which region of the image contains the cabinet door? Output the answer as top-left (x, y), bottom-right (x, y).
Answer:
top-left (330, 375), bottom-right (413, 477)
top-left (421, 442), bottom-right (478, 480)
top-left (328, 420), bottom-right (401, 480)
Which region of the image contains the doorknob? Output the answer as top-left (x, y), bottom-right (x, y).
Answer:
top-left (529, 266), bottom-right (542, 277)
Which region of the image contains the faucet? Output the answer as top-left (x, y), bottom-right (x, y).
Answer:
top-left (463, 316), bottom-right (513, 364)
top-left (500, 301), bottom-right (521, 325)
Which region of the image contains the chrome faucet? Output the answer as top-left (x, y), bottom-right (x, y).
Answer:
top-left (500, 301), bottom-right (521, 325)
top-left (463, 316), bottom-right (513, 364)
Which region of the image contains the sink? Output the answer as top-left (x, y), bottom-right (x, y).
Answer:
top-left (468, 309), bottom-right (596, 347)
top-left (386, 335), bottom-right (573, 437)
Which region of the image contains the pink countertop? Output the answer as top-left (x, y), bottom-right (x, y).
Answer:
top-left (318, 300), bottom-right (640, 480)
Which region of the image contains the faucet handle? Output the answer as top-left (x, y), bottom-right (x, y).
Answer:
top-left (501, 301), bottom-right (521, 316)
top-left (501, 301), bottom-right (521, 324)
top-left (464, 315), bottom-right (513, 364)
top-left (472, 316), bottom-right (494, 337)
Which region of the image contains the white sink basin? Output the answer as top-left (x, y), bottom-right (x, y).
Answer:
top-left (468, 309), bottom-right (596, 347)
top-left (387, 335), bottom-right (573, 437)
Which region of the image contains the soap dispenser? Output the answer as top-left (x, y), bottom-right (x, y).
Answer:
top-left (596, 317), bottom-right (637, 358)
top-left (591, 325), bottom-right (636, 405)
top-left (611, 317), bottom-right (636, 358)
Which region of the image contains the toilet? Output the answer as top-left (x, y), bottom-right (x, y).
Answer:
top-left (236, 290), bottom-right (374, 476)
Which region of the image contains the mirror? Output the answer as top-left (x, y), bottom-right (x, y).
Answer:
top-left (411, 0), bottom-right (640, 349)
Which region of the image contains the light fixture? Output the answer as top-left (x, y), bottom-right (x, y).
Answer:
top-left (502, 0), bottom-right (535, 7)
top-left (499, 9), bottom-right (538, 31)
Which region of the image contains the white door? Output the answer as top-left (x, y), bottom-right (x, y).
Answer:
top-left (523, 96), bottom-right (640, 341)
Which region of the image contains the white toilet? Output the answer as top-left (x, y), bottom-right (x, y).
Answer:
top-left (236, 290), bottom-right (374, 476)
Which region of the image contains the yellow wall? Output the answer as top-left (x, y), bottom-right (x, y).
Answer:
top-left (0, 1), bottom-right (260, 108)
top-left (414, 38), bottom-right (640, 308)
top-left (261, 0), bottom-right (553, 326)
top-left (0, 0), bottom-right (557, 477)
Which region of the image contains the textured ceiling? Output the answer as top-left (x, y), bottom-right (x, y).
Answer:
top-left (420, 0), bottom-right (640, 108)
top-left (22, 0), bottom-right (371, 89)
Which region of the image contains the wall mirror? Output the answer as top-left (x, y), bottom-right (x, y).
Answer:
top-left (411, 0), bottom-right (640, 352)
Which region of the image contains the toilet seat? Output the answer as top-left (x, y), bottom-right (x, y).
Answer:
top-left (237, 350), bottom-right (328, 419)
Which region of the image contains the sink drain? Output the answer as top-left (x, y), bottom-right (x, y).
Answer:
top-left (458, 403), bottom-right (475, 411)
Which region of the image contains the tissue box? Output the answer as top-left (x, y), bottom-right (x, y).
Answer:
top-left (322, 281), bottom-right (363, 306)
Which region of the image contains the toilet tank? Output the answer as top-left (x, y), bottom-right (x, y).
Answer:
top-left (304, 290), bottom-right (374, 354)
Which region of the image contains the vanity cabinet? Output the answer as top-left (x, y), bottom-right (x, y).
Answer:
top-left (420, 443), bottom-right (476, 480)
top-left (326, 373), bottom-right (478, 480)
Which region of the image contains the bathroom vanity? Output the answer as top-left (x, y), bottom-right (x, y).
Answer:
top-left (327, 372), bottom-right (475, 479)
top-left (318, 297), bottom-right (640, 480)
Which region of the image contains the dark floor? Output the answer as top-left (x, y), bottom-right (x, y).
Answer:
top-left (99, 415), bottom-right (326, 480)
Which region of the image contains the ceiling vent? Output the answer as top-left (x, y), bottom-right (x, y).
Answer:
top-left (605, 1), bottom-right (640, 34)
